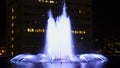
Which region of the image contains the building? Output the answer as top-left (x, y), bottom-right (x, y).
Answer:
top-left (94, 38), bottom-right (120, 55)
top-left (6, 0), bottom-right (92, 56)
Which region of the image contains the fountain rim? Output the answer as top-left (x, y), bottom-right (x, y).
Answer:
top-left (10, 53), bottom-right (108, 64)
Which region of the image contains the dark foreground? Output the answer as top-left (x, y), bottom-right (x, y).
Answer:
top-left (0, 55), bottom-right (120, 68)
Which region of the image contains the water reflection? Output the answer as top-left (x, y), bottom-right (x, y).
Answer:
top-left (80, 62), bottom-right (105, 68)
top-left (44, 63), bottom-right (75, 68)
top-left (11, 62), bottom-right (105, 68)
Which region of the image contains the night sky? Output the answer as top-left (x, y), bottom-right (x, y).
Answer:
top-left (0, 0), bottom-right (6, 44)
top-left (93, 0), bottom-right (120, 39)
top-left (0, 0), bottom-right (119, 43)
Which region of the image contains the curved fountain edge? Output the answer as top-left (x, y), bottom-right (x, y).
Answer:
top-left (10, 53), bottom-right (108, 64)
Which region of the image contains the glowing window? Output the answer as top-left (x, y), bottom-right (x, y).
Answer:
top-left (1, 50), bottom-right (6, 53)
top-left (79, 10), bottom-right (82, 14)
top-left (72, 30), bottom-right (74, 33)
top-left (38, 0), bottom-right (41, 2)
top-left (27, 28), bottom-right (30, 32)
top-left (42, 29), bottom-right (45, 32)
top-left (27, 28), bottom-right (34, 32)
top-left (11, 44), bottom-right (14, 48)
top-left (35, 29), bottom-right (38, 32)
top-left (12, 8), bottom-right (14, 13)
top-left (0, 53), bottom-right (2, 55)
top-left (11, 37), bottom-right (14, 41)
top-left (11, 30), bottom-right (14, 34)
top-left (81, 37), bottom-right (84, 40)
top-left (11, 51), bottom-right (14, 56)
top-left (49, 0), bottom-right (54, 3)
top-left (27, 28), bottom-right (46, 33)
top-left (11, 16), bottom-right (16, 19)
top-left (11, 23), bottom-right (14, 27)
top-left (79, 31), bottom-right (82, 34)
top-left (83, 31), bottom-right (86, 34)
top-left (38, 0), bottom-right (44, 2)
top-left (75, 31), bottom-right (78, 34)
top-left (45, 0), bottom-right (48, 3)
top-left (31, 28), bottom-right (34, 32)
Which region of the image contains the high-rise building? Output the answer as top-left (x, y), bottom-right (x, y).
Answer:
top-left (6, 0), bottom-right (92, 56)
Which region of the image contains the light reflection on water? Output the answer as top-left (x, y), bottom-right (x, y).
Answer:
top-left (11, 62), bottom-right (106, 68)
top-left (80, 62), bottom-right (105, 68)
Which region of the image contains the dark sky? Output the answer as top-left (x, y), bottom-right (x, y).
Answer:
top-left (93, 0), bottom-right (120, 39)
top-left (0, 0), bottom-right (6, 43)
top-left (0, 0), bottom-right (119, 42)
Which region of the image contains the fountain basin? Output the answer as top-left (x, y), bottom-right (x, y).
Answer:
top-left (10, 53), bottom-right (108, 64)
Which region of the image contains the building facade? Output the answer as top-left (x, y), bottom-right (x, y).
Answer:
top-left (6, 0), bottom-right (92, 56)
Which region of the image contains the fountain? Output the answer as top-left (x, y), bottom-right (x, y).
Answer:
top-left (10, 3), bottom-right (107, 64)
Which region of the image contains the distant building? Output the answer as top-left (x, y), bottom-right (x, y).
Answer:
top-left (95, 38), bottom-right (120, 55)
top-left (6, 0), bottom-right (92, 56)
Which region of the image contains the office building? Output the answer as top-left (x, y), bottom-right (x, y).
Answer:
top-left (6, 0), bottom-right (92, 56)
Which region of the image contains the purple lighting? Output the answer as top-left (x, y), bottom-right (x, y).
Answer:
top-left (44, 3), bottom-right (74, 60)
top-left (10, 3), bottom-right (107, 64)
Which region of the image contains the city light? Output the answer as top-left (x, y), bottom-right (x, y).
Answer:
top-left (27, 28), bottom-right (86, 35)
top-left (38, 0), bottom-right (55, 3)
top-left (0, 49), bottom-right (6, 56)
top-left (11, 8), bottom-right (14, 13)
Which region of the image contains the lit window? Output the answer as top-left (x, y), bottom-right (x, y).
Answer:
top-left (39, 0), bottom-right (41, 1)
top-left (72, 30), bottom-right (74, 33)
top-left (12, 8), bottom-right (14, 13)
top-left (79, 10), bottom-right (82, 14)
top-left (71, 30), bottom-right (86, 34)
top-left (35, 29), bottom-right (38, 32)
top-left (81, 37), bottom-right (83, 40)
top-left (27, 28), bottom-right (34, 32)
top-left (38, 0), bottom-right (44, 2)
top-left (45, 0), bottom-right (48, 3)
top-left (75, 31), bottom-right (78, 34)
top-left (83, 31), bottom-right (86, 34)
top-left (27, 28), bottom-right (46, 33)
top-left (38, 29), bottom-right (40, 32)
top-left (11, 30), bottom-right (14, 34)
top-left (1, 50), bottom-right (6, 53)
top-left (0, 53), bottom-right (2, 55)
top-left (42, 29), bottom-right (45, 32)
top-left (11, 37), bottom-right (14, 41)
top-left (11, 44), bottom-right (14, 48)
top-left (27, 28), bottom-right (30, 32)
top-left (11, 16), bottom-right (15, 19)
top-left (11, 51), bottom-right (14, 56)
top-left (31, 28), bottom-right (34, 32)
top-left (79, 31), bottom-right (82, 34)
top-left (39, 29), bottom-right (41, 32)
top-left (49, 0), bottom-right (54, 3)
top-left (11, 23), bottom-right (14, 27)
top-left (78, 10), bottom-right (85, 14)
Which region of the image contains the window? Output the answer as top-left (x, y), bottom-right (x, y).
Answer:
top-left (11, 8), bottom-right (14, 13)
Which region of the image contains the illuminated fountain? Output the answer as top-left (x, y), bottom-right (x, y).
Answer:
top-left (10, 3), bottom-right (107, 64)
